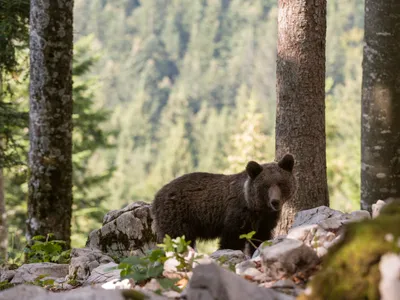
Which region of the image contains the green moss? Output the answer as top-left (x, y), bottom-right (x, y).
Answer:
top-left (0, 281), bottom-right (15, 291)
top-left (302, 202), bottom-right (400, 300)
top-left (380, 200), bottom-right (400, 216)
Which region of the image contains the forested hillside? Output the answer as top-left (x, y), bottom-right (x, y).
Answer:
top-left (73, 0), bottom-right (363, 213)
top-left (4, 0), bottom-right (364, 248)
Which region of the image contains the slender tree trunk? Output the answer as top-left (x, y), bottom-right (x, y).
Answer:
top-left (27, 0), bottom-right (74, 246)
top-left (0, 168), bottom-right (6, 260)
top-left (275, 0), bottom-right (328, 235)
top-left (361, 1), bottom-right (400, 211)
top-left (0, 71), bottom-right (8, 260)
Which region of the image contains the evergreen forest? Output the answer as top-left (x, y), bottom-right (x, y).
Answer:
top-left (4, 0), bottom-right (364, 248)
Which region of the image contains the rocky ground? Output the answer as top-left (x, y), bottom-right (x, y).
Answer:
top-left (0, 199), bottom-right (399, 300)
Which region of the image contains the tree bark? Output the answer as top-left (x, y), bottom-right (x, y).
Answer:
top-left (27, 0), bottom-right (74, 246)
top-left (275, 0), bottom-right (328, 235)
top-left (0, 168), bottom-right (6, 260)
top-left (361, 0), bottom-right (400, 211)
top-left (0, 71), bottom-right (7, 260)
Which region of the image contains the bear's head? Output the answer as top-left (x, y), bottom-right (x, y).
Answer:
top-left (244, 153), bottom-right (297, 212)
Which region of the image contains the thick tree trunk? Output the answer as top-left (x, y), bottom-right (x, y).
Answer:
top-left (27, 0), bottom-right (74, 246)
top-left (275, 0), bottom-right (328, 235)
top-left (361, 1), bottom-right (400, 211)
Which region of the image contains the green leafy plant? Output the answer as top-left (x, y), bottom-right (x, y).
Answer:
top-left (66, 270), bottom-right (81, 287)
top-left (118, 249), bottom-right (165, 284)
top-left (24, 234), bottom-right (71, 264)
top-left (114, 235), bottom-right (195, 293)
top-left (239, 231), bottom-right (272, 251)
top-left (215, 255), bottom-right (236, 272)
top-left (2, 233), bottom-right (24, 267)
top-left (157, 235), bottom-right (193, 273)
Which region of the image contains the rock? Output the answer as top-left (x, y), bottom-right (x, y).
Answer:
top-left (143, 278), bottom-right (162, 292)
top-left (10, 263), bottom-right (69, 284)
top-left (67, 247), bottom-right (114, 282)
top-left (349, 210), bottom-right (371, 221)
top-left (260, 238), bottom-right (320, 281)
top-left (0, 285), bottom-right (48, 300)
top-left (379, 253), bottom-right (400, 300)
top-left (235, 260), bottom-right (257, 276)
top-left (291, 206), bottom-right (343, 229)
top-left (86, 201), bottom-right (157, 258)
top-left (291, 206), bottom-right (372, 235)
top-left (132, 286), bottom-right (170, 300)
top-left (210, 249), bottom-right (247, 269)
top-left (0, 270), bottom-right (16, 282)
top-left (0, 264), bottom-right (18, 282)
top-left (142, 278), bottom-right (182, 298)
top-left (101, 278), bottom-right (134, 290)
top-left (242, 267), bottom-right (265, 281)
top-left (287, 224), bottom-right (338, 257)
top-left (84, 262), bottom-right (121, 286)
top-left (185, 262), bottom-right (295, 300)
top-left (271, 279), bottom-right (297, 289)
top-left (270, 279), bottom-right (304, 297)
top-left (0, 284), bottom-right (164, 300)
top-left (252, 237), bottom-right (286, 259)
top-left (300, 201), bottom-right (400, 300)
top-left (161, 290), bottom-right (181, 298)
top-left (372, 199), bottom-right (389, 218)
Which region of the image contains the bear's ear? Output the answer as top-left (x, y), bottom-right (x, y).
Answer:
top-left (246, 161), bottom-right (263, 179)
top-left (278, 153), bottom-right (294, 172)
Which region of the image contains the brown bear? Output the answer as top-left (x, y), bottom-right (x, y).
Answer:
top-left (151, 154), bottom-right (297, 256)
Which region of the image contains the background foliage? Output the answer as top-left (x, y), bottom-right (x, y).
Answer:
top-left (3, 0), bottom-right (364, 249)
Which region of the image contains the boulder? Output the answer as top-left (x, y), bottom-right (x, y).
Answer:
top-left (10, 263), bottom-right (69, 284)
top-left (291, 206), bottom-right (344, 229)
top-left (299, 201), bottom-right (400, 300)
top-left (0, 285), bottom-right (47, 300)
top-left (67, 247), bottom-right (114, 282)
top-left (184, 262), bottom-right (295, 300)
top-left (287, 224), bottom-right (339, 257)
top-left (0, 284), bottom-right (166, 300)
top-left (84, 262), bottom-right (121, 286)
top-left (260, 238), bottom-right (319, 281)
top-left (86, 201), bottom-right (157, 258)
top-left (379, 253), bottom-right (400, 300)
top-left (291, 205), bottom-right (371, 234)
top-left (235, 260), bottom-right (257, 276)
top-left (0, 270), bottom-right (15, 282)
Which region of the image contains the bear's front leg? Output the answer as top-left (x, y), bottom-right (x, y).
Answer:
top-left (219, 229), bottom-right (246, 252)
top-left (219, 209), bottom-right (250, 252)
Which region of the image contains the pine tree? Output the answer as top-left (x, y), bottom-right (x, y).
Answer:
top-left (0, 0), bottom-right (29, 259)
top-left (226, 85), bottom-right (274, 174)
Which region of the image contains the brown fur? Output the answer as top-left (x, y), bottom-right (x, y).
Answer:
top-left (151, 154), bottom-right (297, 256)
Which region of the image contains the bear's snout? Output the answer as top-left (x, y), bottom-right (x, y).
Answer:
top-left (268, 185), bottom-right (282, 211)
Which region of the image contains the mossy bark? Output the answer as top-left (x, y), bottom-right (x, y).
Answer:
top-left (27, 0), bottom-right (74, 246)
top-left (300, 202), bottom-right (400, 300)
